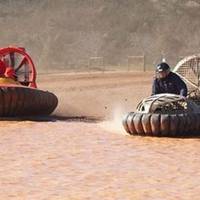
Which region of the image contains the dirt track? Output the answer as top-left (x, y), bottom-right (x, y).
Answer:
top-left (0, 71), bottom-right (200, 200)
top-left (38, 71), bottom-right (153, 119)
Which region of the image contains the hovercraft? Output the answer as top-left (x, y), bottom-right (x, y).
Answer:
top-left (0, 46), bottom-right (58, 117)
top-left (123, 54), bottom-right (200, 137)
top-left (122, 94), bottom-right (200, 137)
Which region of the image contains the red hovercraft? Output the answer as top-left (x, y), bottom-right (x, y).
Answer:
top-left (0, 46), bottom-right (58, 117)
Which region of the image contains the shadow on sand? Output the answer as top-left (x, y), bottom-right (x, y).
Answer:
top-left (1, 116), bottom-right (199, 139)
top-left (0, 115), bottom-right (101, 123)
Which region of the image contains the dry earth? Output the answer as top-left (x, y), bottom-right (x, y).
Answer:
top-left (0, 71), bottom-right (200, 200)
top-left (38, 71), bottom-right (153, 119)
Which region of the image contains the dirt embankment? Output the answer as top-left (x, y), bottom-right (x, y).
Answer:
top-left (0, 0), bottom-right (199, 69)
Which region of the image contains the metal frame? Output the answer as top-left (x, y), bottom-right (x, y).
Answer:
top-left (0, 46), bottom-right (37, 88)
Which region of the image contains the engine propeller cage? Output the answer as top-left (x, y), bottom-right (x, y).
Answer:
top-left (136, 93), bottom-right (199, 114)
top-left (0, 46), bottom-right (37, 88)
top-left (173, 54), bottom-right (200, 91)
top-left (123, 55), bottom-right (200, 137)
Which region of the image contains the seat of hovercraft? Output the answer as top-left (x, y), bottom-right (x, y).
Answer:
top-left (0, 77), bottom-right (20, 85)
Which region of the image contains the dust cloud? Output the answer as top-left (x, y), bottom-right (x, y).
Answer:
top-left (37, 71), bottom-right (152, 120)
top-left (99, 104), bottom-right (128, 135)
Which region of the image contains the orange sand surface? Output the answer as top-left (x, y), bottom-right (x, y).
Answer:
top-left (0, 72), bottom-right (199, 200)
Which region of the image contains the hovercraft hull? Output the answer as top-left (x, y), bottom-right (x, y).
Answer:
top-left (0, 86), bottom-right (58, 117)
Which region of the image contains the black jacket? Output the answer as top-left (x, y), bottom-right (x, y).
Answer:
top-left (152, 72), bottom-right (188, 97)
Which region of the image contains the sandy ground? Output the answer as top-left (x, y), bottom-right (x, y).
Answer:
top-left (0, 71), bottom-right (200, 200)
top-left (38, 71), bottom-right (153, 119)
